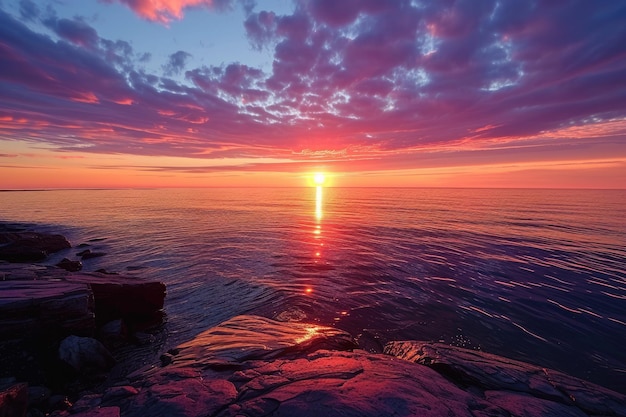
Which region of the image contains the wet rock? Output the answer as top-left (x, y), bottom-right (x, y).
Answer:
top-left (0, 382), bottom-right (28, 417)
top-left (98, 320), bottom-right (126, 348)
top-left (70, 394), bottom-right (102, 413)
top-left (80, 251), bottom-right (106, 260)
top-left (102, 386), bottom-right (138, 403)
top-left (109, 316), bottom-right (626, 417)
top-left (132, 332), bottom-right (155, 345)
top-left (72, 407), bottom-right (120, 417)
top-left (0, 231), bottom-right (71, 263)
top-left (172, 315), bottom-right (357, 367)
top-left (159, 353), bottom-right (173, 367)
top-left (64, 274), bottom-right (166, 325)
top-left (27, 386), bottom-right (51, 408)
top-left (384, 341), bottom-right (626, 417)
top-left (56, 258), bottom-right (82, 272)
top-left (0, 280), bottom-right (95, 340)
top-left (58, 335), bottom-right (115, 374)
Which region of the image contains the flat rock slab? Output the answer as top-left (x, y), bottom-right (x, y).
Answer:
top-left (0, 280), bottom-right (94, 339)
top-left (0, 270), bottom-right (166, 341)
top-left (172, 315), bottom-right (358, 367)
top-left (88, 315), bottom-right (626, 417)
top-left (385, 341), bottom-right (626, 417)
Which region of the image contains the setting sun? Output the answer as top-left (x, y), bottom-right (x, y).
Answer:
top-left (313, 173), bottom-right (326, 186)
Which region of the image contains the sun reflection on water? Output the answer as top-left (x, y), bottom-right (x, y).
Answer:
top-left (315, 186), bottom-right (323, 221)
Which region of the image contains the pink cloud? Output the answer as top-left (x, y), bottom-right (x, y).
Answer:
top-left (103, 0), bottom-right (233, 23)
top-left (0, 1), bottom-right (625, 174)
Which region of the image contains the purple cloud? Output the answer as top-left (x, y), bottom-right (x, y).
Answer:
top-left (163, 50), bottom-right (192, 76)
top-left (0, 0), bottom-right (625, 172)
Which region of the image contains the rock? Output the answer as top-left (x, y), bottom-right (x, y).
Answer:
top-left (72, 407), bottom-right (119, 417)
top-left (0, 382), bottom-right (28, 417)
top-left (159, 354), bottom-right (173, 367)
top-left (93, 316), bottom-right (625, 417)
top-left (80, 252), bottom-right (106, 260)
top-left (132, 332), bottom-right (155, 345)
top-left (46, 394), bottom-right (71, 412)
top-left (64, 273), bottom-right (166, 326)
top-left (70, 394), bottom-right (102, 413)
top-left (76, 249), bottom-right (91, 257)
top-left (27, 386), bottom-right (51, 408)
top-left (384, 341), bottom-right (626, 417)
top-left (98, 320), bottom-right (126, 348)
top-left (0, 280), bottom-right (95, 340)
top-left (58, 335), bottom-right (115, 374)
top-left (102, 386), bottom-right (138, 403)
top-left (172, 315), bottom-right (357, 367)
top-left (0, 231), bottom-right (71, 262)
top-left (56, 258), bottom-right (82, 272)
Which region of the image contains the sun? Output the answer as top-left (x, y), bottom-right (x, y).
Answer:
top-left (313, 172), bottom-right (326, 186)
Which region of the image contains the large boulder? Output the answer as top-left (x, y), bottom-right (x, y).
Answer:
top-left (58, 335), bottom-right (115, 375)
top-left (64, 274), bottom-right (166, 326)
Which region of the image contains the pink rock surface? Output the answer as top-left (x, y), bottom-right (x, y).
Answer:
top-left (63, 316), bottom-right (626, 417)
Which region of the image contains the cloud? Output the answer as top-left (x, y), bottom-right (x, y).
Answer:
top-left (44, 16), bottom-right (100, 49)
top-left (102, 0), bottom-right (235, 24)
top-left (18, 0), bottom-right (39, 21)
top-left (163, 50), bottom-right (192, 76)
top-left (0, 1), bottom-right (625, 174)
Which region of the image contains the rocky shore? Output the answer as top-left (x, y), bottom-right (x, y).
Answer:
top-left (0, 224), bottom-right (166, 416)
top-left (1, 224), bottom-right (625, 417)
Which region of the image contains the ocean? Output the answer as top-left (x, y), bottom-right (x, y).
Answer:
top-left (1, 187), bottom-right (625, 393)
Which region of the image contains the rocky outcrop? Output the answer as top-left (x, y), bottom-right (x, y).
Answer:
top-left (385, 341), bottom-right (626, 417)
top-left (0, 279), bottom-right (95, 340)
top-left (52, 315), bottom-right (625, 417)
top-left (0, 230), bottom-right (71, 262)
top-left (0, 262), bottom-right (166, 414)
top-left (0, 267), bottom-right (166, 341)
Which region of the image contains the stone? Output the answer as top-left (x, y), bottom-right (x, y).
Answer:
top-left (80, 252), bottom-right (106, 260)
top-left (0, 231), bottom-right (71, 262)
top-left (0, 382), bottom-right (28, 417)
top-left (71, 407), bottom-right (120, 417)
top-left (98, 320), bottom-right (126, 348)
top-left (27, 386), bottom-right (51, 408)
top-left (132, 332), bottom-right (155, 345)
top-left (172, 315), bottom-right (357, 367)
top-left (70, 394), bottom-right (102, 413)
top-left (64, 273), bottom-right (166, 325)
top-left (56, 258), bottom-right (82, 272)
top-left (0, 280), bottom-right (95, 340)
top-left (46, 394), bottom-right (71, 412)
top-left (101, 386), bottom-right (138, 403)
top-left (384, 341), bottom-right (626, 417)
top-left (159, 353), bottom-right (173, 366)
top-left (58, 335), bottom-right (115, 374)
top-left (45, 316), bottom-right (626, 417)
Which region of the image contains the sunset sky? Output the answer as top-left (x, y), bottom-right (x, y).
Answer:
top-left (1, 0), bottom-right (625, 188)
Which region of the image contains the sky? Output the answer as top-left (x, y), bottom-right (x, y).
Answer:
top-left (0, 0), bottom-right (625, 188)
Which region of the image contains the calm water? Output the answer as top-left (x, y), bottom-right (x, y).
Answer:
top-left (1, 188), bottom-right (625, 393)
